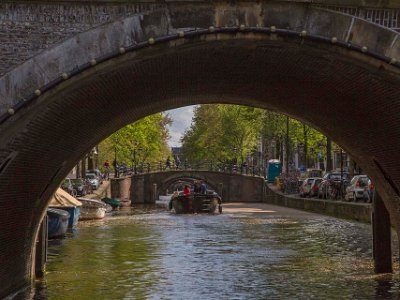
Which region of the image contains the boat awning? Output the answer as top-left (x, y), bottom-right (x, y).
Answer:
top-left (49, 188), bottom-right (82, 207)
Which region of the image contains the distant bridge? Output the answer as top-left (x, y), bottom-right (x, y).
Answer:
top-left (112, 167), bottom-right (266, 204)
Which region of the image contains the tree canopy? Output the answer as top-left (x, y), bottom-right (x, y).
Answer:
top-left (181, 104), bottom-right (329, 168)
top-left (98, 113), bottom-right (172, 169)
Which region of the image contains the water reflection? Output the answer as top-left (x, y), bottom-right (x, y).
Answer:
top-left (22, 204), bottom-right (400, 299)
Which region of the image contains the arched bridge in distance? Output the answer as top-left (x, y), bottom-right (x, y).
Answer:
top-left (1, 0), bottom-right (400, 297)
top-left (127, 168), bottom-right (266, 204)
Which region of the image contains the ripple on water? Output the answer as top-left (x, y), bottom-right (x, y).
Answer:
top-left (27, 204), bottom-right (400, 299)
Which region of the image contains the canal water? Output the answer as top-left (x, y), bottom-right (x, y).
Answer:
top-left (26, 203), bottom-right (400, 299)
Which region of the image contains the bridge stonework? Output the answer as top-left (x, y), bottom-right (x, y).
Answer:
top-left (130, 171), bottom-right (266, 204)
top-left (1, 1), bottom-right (400, 298)
top-left (0, 0), bottom-right (400, 77)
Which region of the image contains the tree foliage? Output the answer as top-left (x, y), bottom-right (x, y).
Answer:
top-left (181, 105), bottom-right (262, 164)
top-left (181, 104), bottom-right (328, 168)
top-left (98, 113), bottom-right (172, 169)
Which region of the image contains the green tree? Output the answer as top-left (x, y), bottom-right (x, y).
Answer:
top-left (181, 105), bottom-right (262, 164)
top-left (98, 113), bottom-right (172, 170)
top-left (182, 104), bottom-right (329, 170)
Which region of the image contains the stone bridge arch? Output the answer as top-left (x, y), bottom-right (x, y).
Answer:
top-left (131, 171), bottom-right (264, 203)
top-left (156, 173), bottom-right (220, 196)
top-left (1, 2), bottom-right (400, 297)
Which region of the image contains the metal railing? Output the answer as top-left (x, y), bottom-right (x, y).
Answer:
top-left (314, 4), bottom-right (400, 32)
top-left (114, 161), bottom-right (265, 178)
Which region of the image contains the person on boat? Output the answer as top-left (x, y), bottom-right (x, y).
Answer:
top-left (193, 181), bottom-right (201, 194)
top-left (183, 185), bottom-right (191, 196)
top-left (200, 181), bottom-right (207, 194)
top-left (166, 157), bottom-right (171, 169)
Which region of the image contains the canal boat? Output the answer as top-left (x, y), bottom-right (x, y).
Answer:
top-left (47, 208), bottom-right (70, 238)
top-left (48, 188), bottom-right (82, 228)
top-left (77, 198), bottom-right (107, 220)
top-left (170, 192), bottom-right (222, 214)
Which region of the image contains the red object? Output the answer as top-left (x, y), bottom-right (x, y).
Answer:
top-left (183, 186), bottom-right (190, 196)
top-left (104, 160), bottom-right (110, 167)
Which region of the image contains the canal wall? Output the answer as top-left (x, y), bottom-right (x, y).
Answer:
top-left (264, 184), bottom-right (372, 223)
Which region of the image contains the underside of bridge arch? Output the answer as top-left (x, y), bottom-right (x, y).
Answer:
top-left (157, 176), bottom-right (219, 196)
top-left (1, 4), bottom-right (400, 297)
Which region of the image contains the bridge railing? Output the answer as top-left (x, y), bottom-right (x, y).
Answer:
top-left (118, 161), bottom-right (265, 178)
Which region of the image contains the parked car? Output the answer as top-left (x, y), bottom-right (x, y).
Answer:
top-left (345, 175), bottom-right (369, 202)
top-left (87, 169), bottom-right (103, 183)
top-left (309, 178), bottom-right (323, 197)
top-left (299, 178), bottom-right (322, 197)
top-left (70, 178), bottom-right (88, 196)
top-left (85, 173), bottom-right (100, 190)
top-left (61, 178), bottom-right (76, 196)
top-left (318, 172), bottom-right (350, 199)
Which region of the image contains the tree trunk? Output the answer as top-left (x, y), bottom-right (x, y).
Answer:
top-left (81, 158), bottom-right (86, 178)
top-left (349, 157), bottom-right (355, 178)
top-left (326, 137), bottom-right (332, 171)
top-left (88, 152), bottom-right (94, 170)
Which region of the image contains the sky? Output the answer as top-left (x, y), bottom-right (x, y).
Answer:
top-left (166, 105), bottom-right (196, 147)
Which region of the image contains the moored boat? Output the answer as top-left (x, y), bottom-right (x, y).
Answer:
top-left (47, 208), bottom-right (70, 238)
top-left (49, 188), bottom-right (82, 228)
top-left (170, 193), bottom-right (222, 214)
top-left (77, 198), bottom-right (107, 220)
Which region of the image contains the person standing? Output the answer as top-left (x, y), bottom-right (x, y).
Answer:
top-left (183, 185), bottom-right (191, 196)
top-left (166, 157), bottom-right (171, 169)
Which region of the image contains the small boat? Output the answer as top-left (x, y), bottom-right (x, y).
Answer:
top-left (101, 197), bottom-right (122, 210)
top-left (156, 194), bottom-right (173, 209)
top-left (170, 192), bottom-right (222, 214)
top-left (48, 188), bottom-right (82, 228)
top-left (47, 208), bottom-right (70, 238)
top-left (77, 198), bottom-right (107, 220)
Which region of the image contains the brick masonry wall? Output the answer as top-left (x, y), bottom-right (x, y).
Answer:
top-left (0, 2), bottom-right (161, 76)
top-left (1, 1), bottom-right (400, 77)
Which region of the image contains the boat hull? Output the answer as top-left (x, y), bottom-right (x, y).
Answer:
top-left (47, 208), bottom-right (70, 238)
top-left (79, 207), bottom-right (106, 220)
top-left (171, 194), bottom-right (222, 214)
top-left (78, 198), bottom-right (107, 220)
top-left (54, 207), bottom-right (80, 228)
